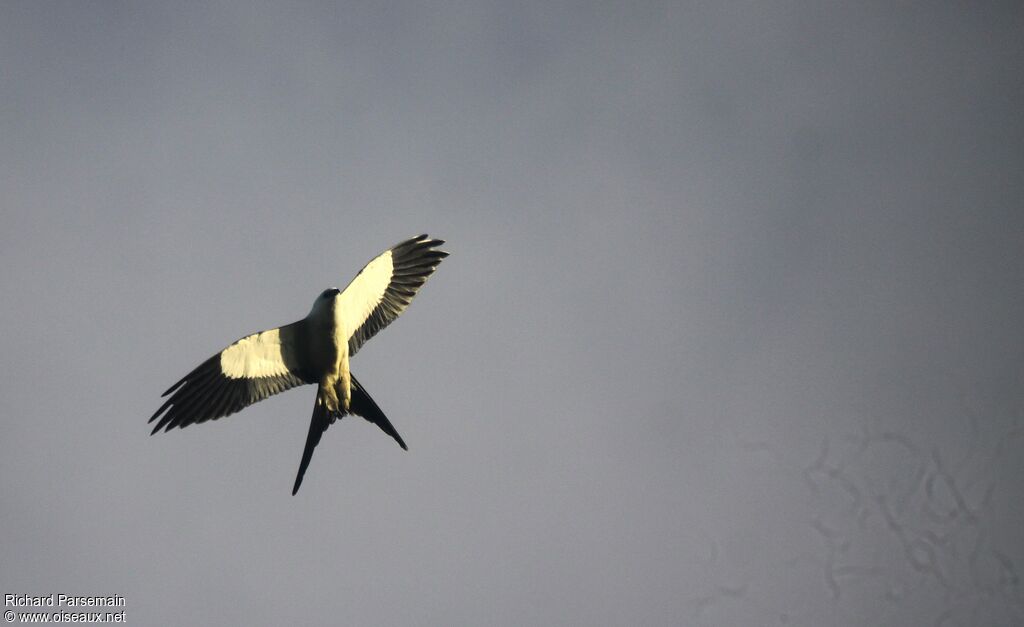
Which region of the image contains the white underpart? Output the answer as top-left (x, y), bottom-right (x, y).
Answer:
top-left (332, 298), bottom-right (352, 410)
top-left (220, 328), bottom-right (290, 379)
top-left (335, 249), bottom-right (394, 337)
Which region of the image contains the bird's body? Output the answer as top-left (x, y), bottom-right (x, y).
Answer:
top-left (306, 289), bottom-right (351, 413)
top-left (149, 235), bottom-right (447, 494)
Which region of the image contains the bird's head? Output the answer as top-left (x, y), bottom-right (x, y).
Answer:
top-left (308, 288), bottom-right (341, 318)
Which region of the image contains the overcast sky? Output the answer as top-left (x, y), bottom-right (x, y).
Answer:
top-left (2, 2), bottom-right (1022, 625)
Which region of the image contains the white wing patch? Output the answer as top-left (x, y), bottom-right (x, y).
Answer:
top-left (220, 328), bottom-right (291, 379)
top-left (336, 249), bottom-right (393, 338)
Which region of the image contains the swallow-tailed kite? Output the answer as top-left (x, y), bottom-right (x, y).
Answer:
top-left (148, 234), bottom-right (448, 494)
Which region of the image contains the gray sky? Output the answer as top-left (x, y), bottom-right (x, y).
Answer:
top-left (2, 1), bottom-right (1022, 625)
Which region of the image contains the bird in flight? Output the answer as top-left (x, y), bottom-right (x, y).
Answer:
top-left (148, 234), bottom-right (448, 494)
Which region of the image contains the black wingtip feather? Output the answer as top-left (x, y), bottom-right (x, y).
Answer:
top-left (149, 397), bottom-right (173, 424)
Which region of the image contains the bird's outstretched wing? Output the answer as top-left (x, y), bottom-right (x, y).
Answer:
top-left (292, 375), bottom-right (406, 495)
top-left (149, 321), bottom-right (313, 434)
top-left (337, 234), bottom-right (448, 356)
